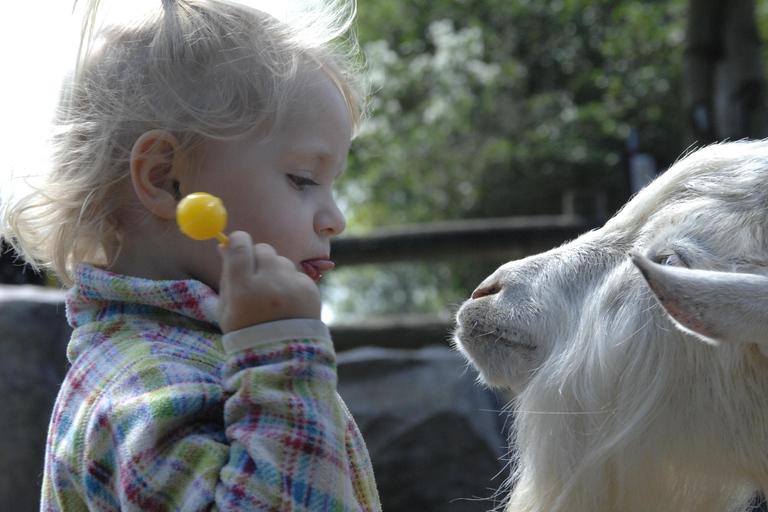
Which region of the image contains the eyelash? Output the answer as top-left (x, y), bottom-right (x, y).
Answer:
top-left (288, 174), bottom-right (319, 190)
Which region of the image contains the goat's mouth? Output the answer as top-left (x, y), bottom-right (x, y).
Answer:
top-left (457, 321), bottom-right (537, 352)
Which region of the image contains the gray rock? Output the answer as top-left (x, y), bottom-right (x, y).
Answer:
top-left (337, 345), bottom-right (509, 512)
top-left (0, 287), bottom-right (71, 512)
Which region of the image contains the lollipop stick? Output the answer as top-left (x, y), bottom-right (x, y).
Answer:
top-left (216, 233), bottom-right (229, 245)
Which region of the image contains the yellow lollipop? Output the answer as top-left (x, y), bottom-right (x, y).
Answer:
top-left (176, 192), bottom-right (229, 244)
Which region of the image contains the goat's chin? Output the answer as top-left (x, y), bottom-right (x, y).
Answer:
top-left (453, 326), bottom-right (538, 393)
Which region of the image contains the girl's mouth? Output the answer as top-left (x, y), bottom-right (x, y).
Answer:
top-left (300, 259), bottom-right (335, 283)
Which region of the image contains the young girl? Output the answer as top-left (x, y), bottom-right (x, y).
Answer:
top-left (1, 0), bottom-right (380, 510)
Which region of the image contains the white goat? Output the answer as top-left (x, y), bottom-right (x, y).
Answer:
top-left (453, 140), bottom-right (768, 512)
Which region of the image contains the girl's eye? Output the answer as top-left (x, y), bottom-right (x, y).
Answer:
top-left (288, 174), bottom-right (319, 191)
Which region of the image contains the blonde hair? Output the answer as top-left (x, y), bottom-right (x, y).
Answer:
top-left (1, 0), bottom-right (367, 286)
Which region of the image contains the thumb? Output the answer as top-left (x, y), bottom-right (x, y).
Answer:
top-left (219, 231), bottom-right (254, 284)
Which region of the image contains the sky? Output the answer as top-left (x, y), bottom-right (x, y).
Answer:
top-left (1, 1), bottom-right (77, 189)
top-left (0, 0), bottom-right (302, 191)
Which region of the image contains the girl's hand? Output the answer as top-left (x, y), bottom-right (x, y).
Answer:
top-left (216, 231), bottom-right (322, 334)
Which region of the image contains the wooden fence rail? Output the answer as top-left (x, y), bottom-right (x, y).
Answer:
top-left (328, 214), bottom-right (606, 349)
top-left (330, 214), bottom-right (605, 266)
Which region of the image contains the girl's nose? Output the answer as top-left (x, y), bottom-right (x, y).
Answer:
top-left (315, 197), bottom-right (346, 236)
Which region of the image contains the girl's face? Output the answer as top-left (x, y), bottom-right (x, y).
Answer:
top-left (184, 69), bottom-right (351, 290)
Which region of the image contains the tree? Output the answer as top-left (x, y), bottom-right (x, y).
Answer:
top-left (324, 0), bottom-right (696, 321)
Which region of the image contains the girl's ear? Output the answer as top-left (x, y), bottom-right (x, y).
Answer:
top-left (130, 130), bottom-right (187, 220)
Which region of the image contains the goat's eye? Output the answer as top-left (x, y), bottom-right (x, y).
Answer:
top-left (661, 256), bottom-right (676, 266)
top-left (652, 252), bottom-right (686, 267)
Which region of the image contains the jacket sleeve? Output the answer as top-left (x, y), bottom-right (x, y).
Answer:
top-left (215, 319), bottom-right (379, 511)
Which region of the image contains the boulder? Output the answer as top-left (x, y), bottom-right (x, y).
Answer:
top-left (0, 286), bottom-right (70, 512)
top-left (337, 345), bottom-right (509, 512)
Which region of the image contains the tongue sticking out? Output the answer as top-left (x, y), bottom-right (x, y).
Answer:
top-left (300, 259), bottom-right (335, 283)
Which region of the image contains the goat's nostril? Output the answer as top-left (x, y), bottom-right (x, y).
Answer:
top-left (471, 281), bottom-right (502, 299)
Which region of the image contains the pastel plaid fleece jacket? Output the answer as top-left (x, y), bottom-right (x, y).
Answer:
top-left (41, 264), bottom-right (380, 511)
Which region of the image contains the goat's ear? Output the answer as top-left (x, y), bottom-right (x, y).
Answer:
top-left (629, 252), bottom-right (768, 352)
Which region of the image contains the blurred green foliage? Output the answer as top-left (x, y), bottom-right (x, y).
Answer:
top-left (324, 0), bottom-right (697, 321)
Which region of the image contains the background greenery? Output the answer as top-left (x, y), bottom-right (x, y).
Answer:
top-left (322, 0), bottom-right (765, 322)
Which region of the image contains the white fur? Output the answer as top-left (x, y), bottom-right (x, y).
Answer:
top-left (454, 140), bottom-right (768, 512)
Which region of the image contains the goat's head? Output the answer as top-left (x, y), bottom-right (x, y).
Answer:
top-left (453, 140), bottom-right (768, 511)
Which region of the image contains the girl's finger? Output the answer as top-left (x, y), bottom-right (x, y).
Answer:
top-left (251, 243), bottom-right (293, 273)
top-left (220, 231), bottom-right (255, 282)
